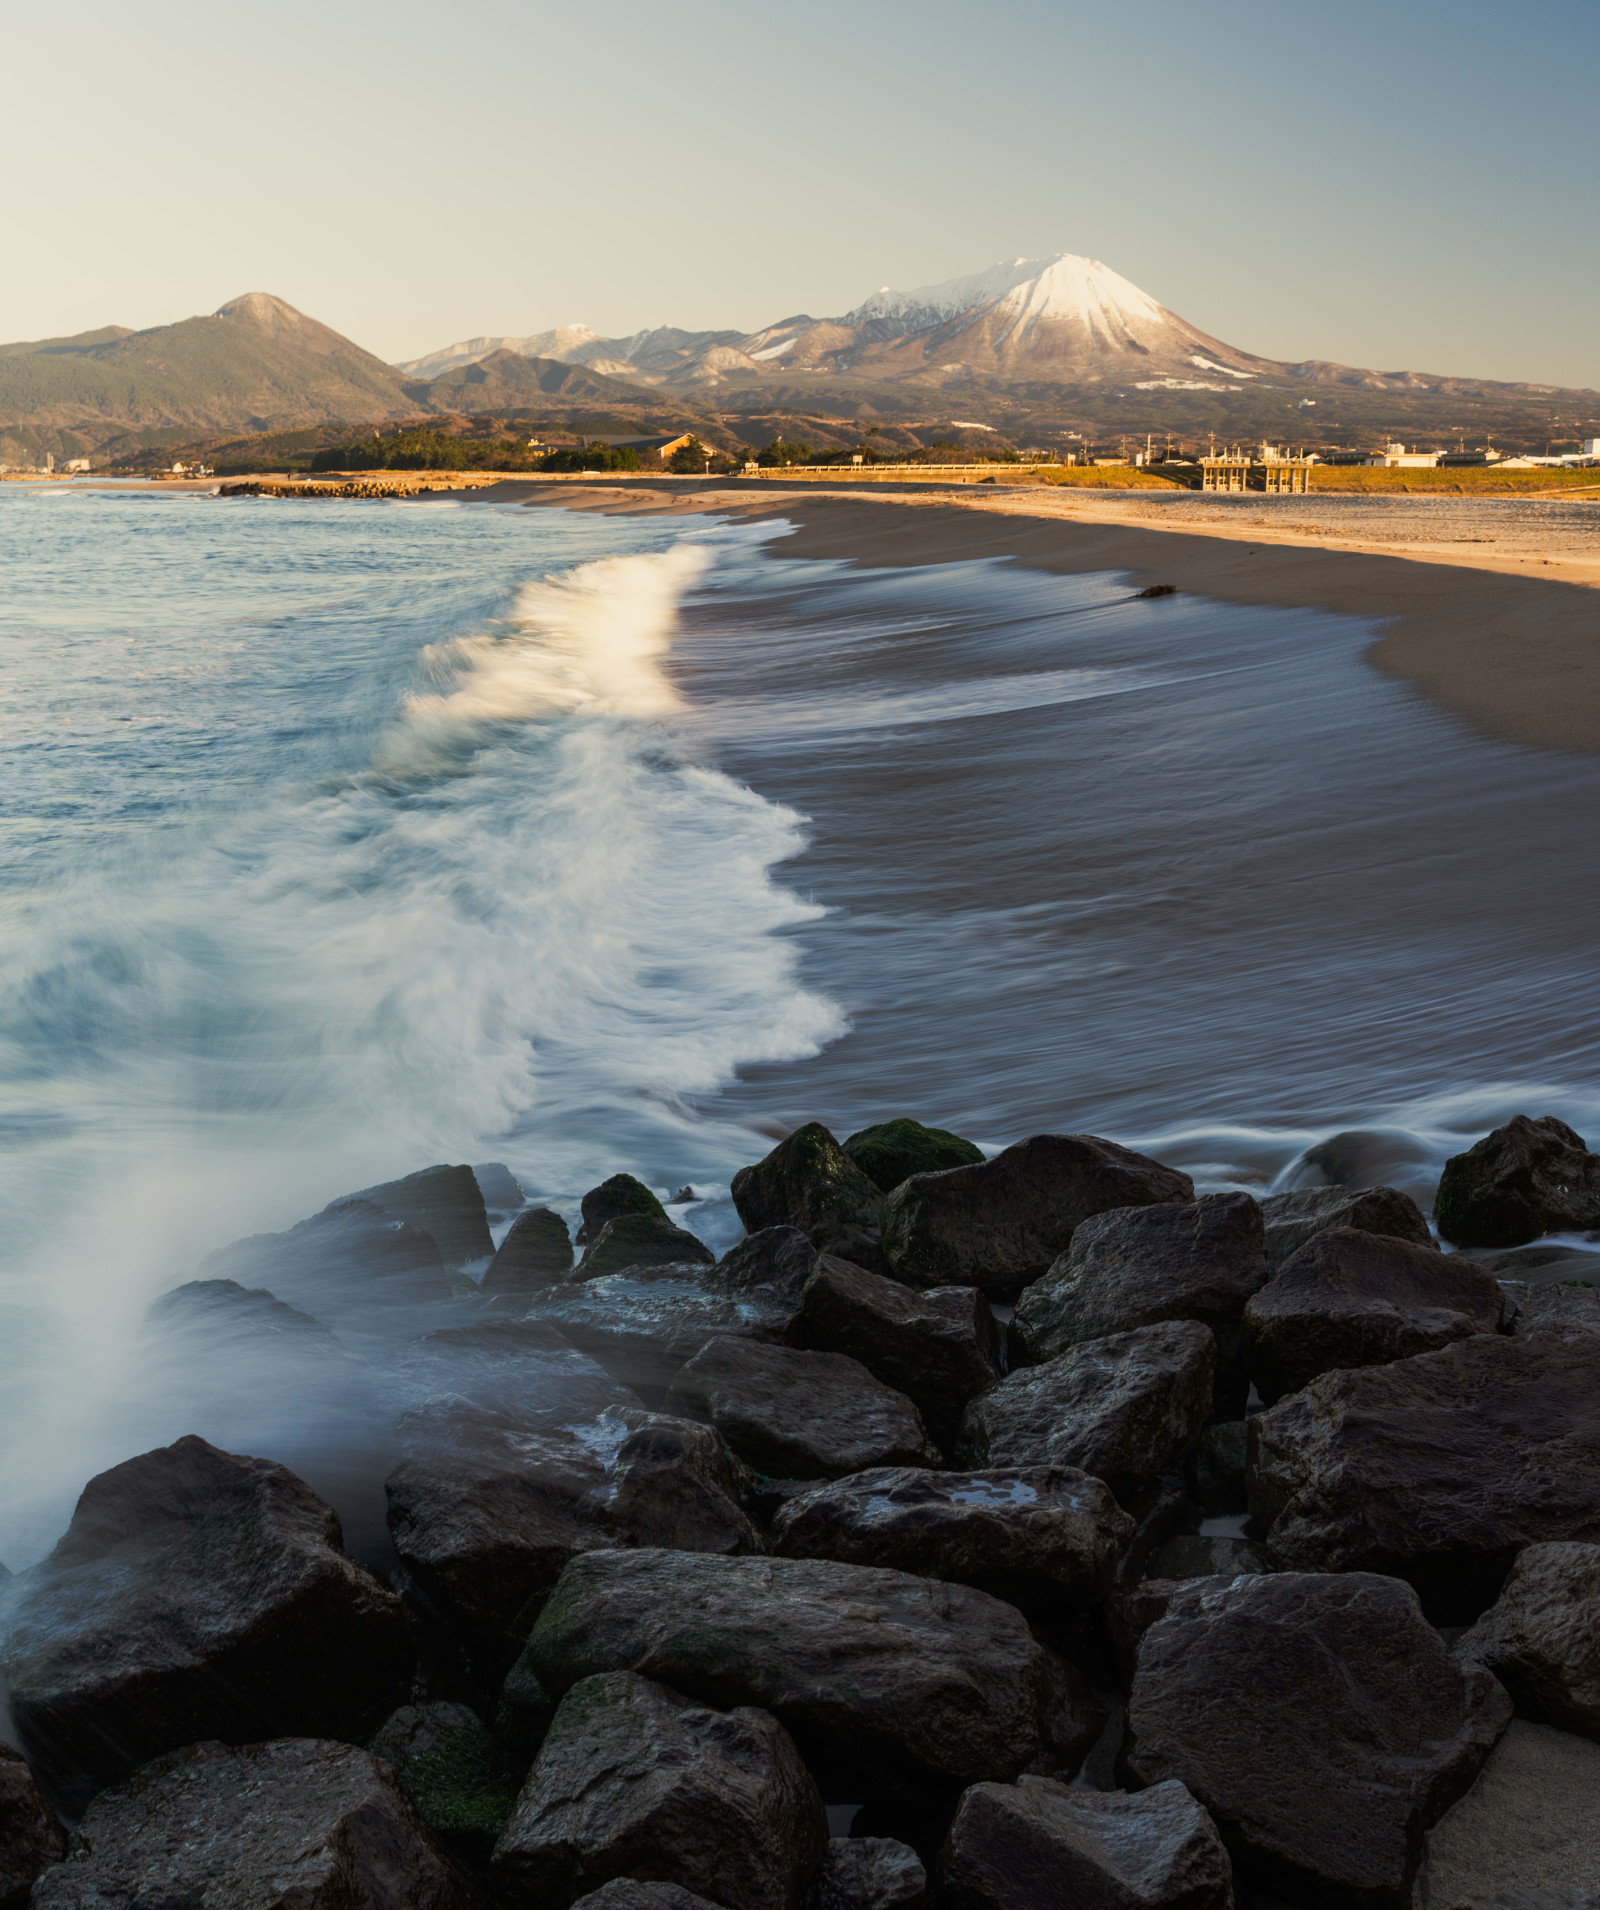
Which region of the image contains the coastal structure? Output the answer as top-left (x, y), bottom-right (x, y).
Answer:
top-left (1199, 446), bottom-right (1313, 493)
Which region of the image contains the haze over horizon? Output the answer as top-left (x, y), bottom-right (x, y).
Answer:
top-left (6, 0), bottom-right (1598, 390)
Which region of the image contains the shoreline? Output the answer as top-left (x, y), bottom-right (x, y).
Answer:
top-left (462, 476), bottom-right (1600, 756)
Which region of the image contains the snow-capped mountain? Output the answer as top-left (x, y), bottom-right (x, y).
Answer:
top-left (397, 253), bottom-right (1272, 392)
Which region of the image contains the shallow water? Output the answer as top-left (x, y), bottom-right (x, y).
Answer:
top-left (2, 484), bottom-right (1597, 1564)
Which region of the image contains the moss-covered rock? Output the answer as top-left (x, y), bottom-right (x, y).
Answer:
top-left (371, 1702), bottom-right (522, 1862)
top-left (577, 1175), bottom-right (666, 1246)
top-left (843, 1118), bottom-right (984, 1193)
top-left (731, 1124), bottom-right (886, 1269)
top-left (575, 1213), bottom-right (714, 1281)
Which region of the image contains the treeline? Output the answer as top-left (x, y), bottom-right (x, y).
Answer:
top-left (756, 437), bottom-right (1024, 467)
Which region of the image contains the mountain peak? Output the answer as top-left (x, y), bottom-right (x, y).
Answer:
top-left (845, 252), bottom-right (1166, 333)
top-left (214, 292), bottom-right (318, 335)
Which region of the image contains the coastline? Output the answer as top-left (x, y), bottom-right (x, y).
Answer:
top-left (458, 477), bottom-right (1600, 755)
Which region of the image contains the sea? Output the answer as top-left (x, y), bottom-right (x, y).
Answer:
top-left (4, 481), bottom-right (1599, 1566)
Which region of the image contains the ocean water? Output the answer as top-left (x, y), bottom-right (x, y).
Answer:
top-left (3, 482), bottom-right (1599, 1564)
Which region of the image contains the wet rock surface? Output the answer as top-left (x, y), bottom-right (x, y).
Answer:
top-left (957, 1319), bottom-right (1214, 1501)
top-left (1435, 1115), bottom-right (1600, 1249)
top-left (576, 1212), bottom-right (716, 1280)
top-left (1501, 1278), bottom-right (1600, 1337)
top-left (733, 1125), bottom-right (888, 1270)
top-left (492, 1670), bottom-right (826, 1910)
top-left (518, 1548), bottom-right (1059, 1794)
top-left (527, 1265), bottom-right (795, 1400)
top-left (348, 1162), bottom-right (495, 1269)
top-left (608, 1417), bottom-right (760, 1556)
top-left (0, 1436), bottom-right (415, 1809)
top-left (937, 1775), bottom-right (1233, 1910)
top-left (1010, 1191), bottom-right (1264, 1413)
top-left (881, 1134), bottom-right (1194, 1295)
top-left (667, 1337), bottom-right (940, 1479)
top-left (770, 1465), bottom-right (1132, 1612)
top-left (1458, 1542), bottom-right (1600, 1739)
top-left (797, 1256), bottom-right (1001, 1447)
top-left (717, 1226), bottom-right (818, 1307)
top-left (471, 1162), bottom-right (525, 1215)
top-left (1242, 1225), bottom-right (1503, 1401)
top-left (0, 1744), bottom-right (64, 1910)
top-left (482, 1206), bottom-right (574, 1296)
top-left (842, 1119), bottom-right (984, 1194)
top-left (30, 1739), bottom-right (466, 1910)
top-left (570, 1886), bottom-right (723, 1910)
top-left (369, 1701), bottom-right (519, 1859)
top-left (811, 1836), bottom-right (926, 1909)
top-left (1125, 1572), bottom-right (1510, 1909)
top-left (1259, 1183), bottom-right (1433, 1268)
top-left (1248, 1331), bottom-right (1600, 1619)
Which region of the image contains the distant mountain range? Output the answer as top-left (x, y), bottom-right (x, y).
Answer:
top-left (2, 257), bottom-right (1596, 467)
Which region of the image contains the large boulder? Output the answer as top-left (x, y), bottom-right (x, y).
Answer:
top-left (1285, 1128), bottom-right (1436, 1198)
top-left (1259, 1183), bottom-right (1433, 1269)
top-left (143, 1276), bottom-right (354, 1362)
top-left (1503, 1279), bottom-right (1600, 1338)
top-left (716, 1226), bottom-right (818, 1307)
top-left (369, 1699), bottom-right (520, 1860)
top-left (348, 1163), bottom-right (495, 1268)
top-left (30, 1739), bottom-right (466, 1910)
top-left (797, 1256), bottom-right (1001, 1448)
top-left (491, 1671), bottom-right (826, 1909)
top-left (528, 1265), bottom-right (796, 1401)
top-left (812, 1837), bottom-right (926, 1909)
top-left (843, 1119), bottom-right (984, 1194)
top-left (666, 1337), bottom-right (940, 1479)
top-left (1248, 1331), bottom-right (1600, 1620)
top-left (198, 1196), bottom-right (450, 1335)
top-left (0, 1745), bottom-right (64, 1910)
top-left (1242, 1226), bottom-right (1504, 1402)
top-left (732, 1125), bottom-right (887, 1270)
top-left (517, 1549), bottom-right (1065, 1796)
top-left (1008, 1192), bottom-right (1265, 1414)
top-left (881, 1135), bottom-right (1193, 1295)
top-left (576, 1173), bottom-right (667, 1246)
top-left (472, 1161), bottom-right (526, 1215)
top-left (576, 1212), bottom-right (716, 1281)
top-left (482, 1207), bottom-right (573, 1296)
top-left (1414, 1718), bottom-right (1600, 1910)
top-left (771, 1466), bottom-right (1131, 1613)
top-left (0, 1437), bottom-right (415, 1809)
top-left (572, 1889), bottom-right (721, 1910)
top-left (1124, 1572), bottom-right (1510, 1909)
top-left (1458, 1543), bottom-right (1600, 1740)
top-left (936, 1775), bottom-right (1232, 1910)
top-left (956, 1320), bottom-right (1214, 1502)
top-left (607, 1417), bottom-right (761, 1557)
top-left (1435, 1115), bottom-right (1600, 1249)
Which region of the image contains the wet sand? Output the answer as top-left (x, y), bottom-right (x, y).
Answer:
top-left (473, 478), bottom-right (1600, 755)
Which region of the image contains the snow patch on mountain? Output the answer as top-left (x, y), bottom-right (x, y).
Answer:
top-left (846, 253), bottom-right (1166, 336)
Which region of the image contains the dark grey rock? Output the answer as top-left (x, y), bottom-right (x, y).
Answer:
top-left (957, 1320), bottom-right (1215, 1502)
top-left (1248, 1331), bottom-right (1600, 1621)
top-left (30, 1738), bottom-right (466, 1910)
top-left (1502, 1279), bottom-right (1600, 1337)
top-left (811, 1835), bottom-right (925, 1909)
top-left (732, 1125), bottom-right (888, 1270)
top-left (482, 1207), bottom-right (573, 1296)
top-left (576, 1212), bottom-right (715, 1281)
top-left (936, 1775), bottom-right (1233, 1910)
top-left (1465, 1243), bottom-right (1600, 1283)
top-left (576, 1174), bottom-right (667, 1246)
top-left (490, 1671), bottom-right (827, 1909)
top-left (882, 1135), bottom-right (1193, 1296)
top-left (1009, 1192), bottom-right (1264, 1414)
top-left (398, 1318), bottom-right (639, 1422)
top-left (1436, 1116), bottom-right (1600, 1250)
top-left (571, 1887), bottom-right (723, 1910)
top-left (473, 1163), bottom-right (526, 1214)
top-left (519, 1549), bottom-right (1063, 1796)
top-left (1288, 1128), bottom-right (1435, 1196)
top-left (718, 1226), bottom-right (818, 1307)
top-left (667, 1337), bottom-right (940, 1479)
top-left (527, 1265), bottom-right (796, 1401)
top-left (1149, 1533), bottom-right (1271, 1579)
top-left (608, 1417), bottom-right (761, 1557)
top-left (0, 1744), bottom-right (63, 1910)
top-left (798, 1256), bottom-right (1001, 1447)
top-left (348, 1163), bottom-right (495, 1268)
top-left (842, 1119), bottom-right (984, 1194)
top-left (1125, 1572), bottom-right (1511, 1909)
top-left (143, 1277), bottom-right (354, 1360)
top-left (1243, 1226), bottom-right (1503, 1402)
top-left (1116, 1475), bottom-right (1203, 1585)
top-left (0, 1437), bottom-right (415, 1810)
top-left (1259, 1183), bottom-right (1434, 1269)
top-left (1458, 1543), bottom-right (1600, 1739)
top-left (771, 1466), bottom-right (1132, 1613)
top-left (1185, 1421), bottom-right (1248, 1518)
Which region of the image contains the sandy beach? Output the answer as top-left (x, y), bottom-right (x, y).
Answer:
top-left (458, 477), bottom-right (1600, 755)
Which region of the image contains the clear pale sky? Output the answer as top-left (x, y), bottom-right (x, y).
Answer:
top-left (6, 0), bottom-right (1596, 386)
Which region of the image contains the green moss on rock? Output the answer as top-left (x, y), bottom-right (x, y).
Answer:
top-left (843, 1118), bottom-right (985, 1193)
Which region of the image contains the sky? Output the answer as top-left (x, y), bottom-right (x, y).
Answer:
top-left (5, 0), bottom-right (1597, 386)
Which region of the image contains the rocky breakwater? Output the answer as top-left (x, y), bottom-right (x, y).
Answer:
top-left (7, 1112), bottom-right (1600, 1908)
